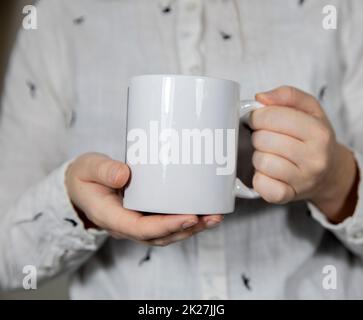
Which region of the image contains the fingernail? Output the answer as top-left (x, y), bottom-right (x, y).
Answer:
top-left (258, 90), bottom-right (274, 97)
top-left (206, 219), bottom-right (221, 229)
top-left (256, 90), bottom-right (275, 103)
top-left (182, 220), bottom-right (197, 230)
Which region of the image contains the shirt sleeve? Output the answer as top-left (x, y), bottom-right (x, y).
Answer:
top-left (0, 0), bottom-right (107, 290)
top-left (309, 152), bottom-right (363, 256)
top-left (309, 0), bottom-right (363, 258)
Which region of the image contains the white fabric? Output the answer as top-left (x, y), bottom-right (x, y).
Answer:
top-left (1, 0), bottom-right (363, 299)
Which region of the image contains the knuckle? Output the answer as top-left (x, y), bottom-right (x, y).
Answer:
top-left (97, 158), bottom-right (109, 175)
top-left (161, 216), bottom-right (184, 235)
top-left (82, 152), bottom-right (102, 167)
top-left (311, 154), bottom-right (329, 174)
top-left (259, 154), bottom-right (271, 172)
top-left (96, 159), bottom-right (114, 181)
top-left (165, 223), bottom-right (179, 235)
top-left (252, 172), bottom-right (263, 189)
top-left (281, 85), bottom-right (297, 102)
top-left (252, 152), bottom-right (262, 170)
top-left (252, 110), bottom-right (264, 128)
top-left (253, 172), bottom-right (268, 196)
top-left (251, 130), bottom-right (264, 148)
top-left (249, 110), bottom-right (258, 128)
top-left (262, 184), bottom-right (289, 204)
top-left (135, 217), bottom-right (168, 242)
top-left (272, 186), bottom-right (290, 204)
top-left (251, 108), bottom-right (268, 129)
top-left (316, 125), bottom-right (332, 145)
top-left (253, 172), bottom-right (292, 205)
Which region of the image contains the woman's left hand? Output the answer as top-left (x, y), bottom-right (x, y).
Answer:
top-left (250, 86), bottom-right (358, 223)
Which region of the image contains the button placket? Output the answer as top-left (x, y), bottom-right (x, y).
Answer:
top-left (196, 225), bottom-right (228, 300)
top-left (156, 0), bottom-right (178, 72)
top-left (204, 0), bottom-right (245, 78)
top-left (217, 0), bottom-right (243, 54)
top-left (176, 0), bottom-right (204, 74)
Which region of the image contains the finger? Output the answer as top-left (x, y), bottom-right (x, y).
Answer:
top-left (253, 171), bottom-right (296, 204)
top-left (252, 151), bottom-right (300, 186)
top-left (146, 216), bottom-right (223, 246)
top-left (145, 220), bottom-right (208, 246)
top-left (200, 214), bottom-right (225, 228)
top-left (249, 106), bottom-right (321, 141)
top-left (79, 153), bottom-right (130, 188)
top-left (256, 86), bottom-right (325, 118)
top-left (100, 196), bottom-right (200, 240)
top-left (81, 184), bottom-right (213, 242)
top-left (137, 215), bottom-right (224, 246)
top-left (90, 195), bottom-right (200, 240)
top-left (132, 213), bottom-right (201, 240)
top-left (252, 130), bottom-right (306, 166)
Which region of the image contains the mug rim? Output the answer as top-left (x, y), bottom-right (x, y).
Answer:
top-left (130, 74), bottom-right (240, 87)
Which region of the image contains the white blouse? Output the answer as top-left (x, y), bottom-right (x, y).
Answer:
top-left (1, 0), bottom-right (363, 299)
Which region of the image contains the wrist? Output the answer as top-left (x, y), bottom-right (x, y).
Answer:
top-left (310, 144), bottom-right (358, 223)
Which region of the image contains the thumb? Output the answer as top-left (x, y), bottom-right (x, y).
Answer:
top-left (256, 86), bottom-right (325, 118)
top-left (81, 153), bottom-right (130, 188)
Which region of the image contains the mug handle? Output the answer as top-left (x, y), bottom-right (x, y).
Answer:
top-left (234, 100), bottom-right (264, 199)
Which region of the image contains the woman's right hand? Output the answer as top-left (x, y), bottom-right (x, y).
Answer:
top-left (65, 153), bottom-right (223, 246)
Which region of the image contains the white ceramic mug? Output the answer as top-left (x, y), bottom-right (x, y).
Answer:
top-left (123, 74), bottom-right (263, 214)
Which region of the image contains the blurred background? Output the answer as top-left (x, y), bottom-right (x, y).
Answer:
top-left (0, 1), bottom-right (69, 300)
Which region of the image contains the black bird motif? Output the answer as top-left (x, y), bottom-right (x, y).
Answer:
top-left (241, 273), bottom-right (251, 291)
top-left (139, 247), bottom-right (153, 266)
top-left (162, 6), bottom-right (172, 14)
top-left (73, 16), bottom-right (85, 25)
top-left (64, 218), bottom-right (78, 227)
top-left (26, 81), bottom-right (36, 98)
top-left (220, 31), bottom-right (232, 40)
top-left (319, 86), bottom-right (327, 101)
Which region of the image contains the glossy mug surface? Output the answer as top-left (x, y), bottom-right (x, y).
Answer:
top-left (123, 74), bottom-right (262, 214)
